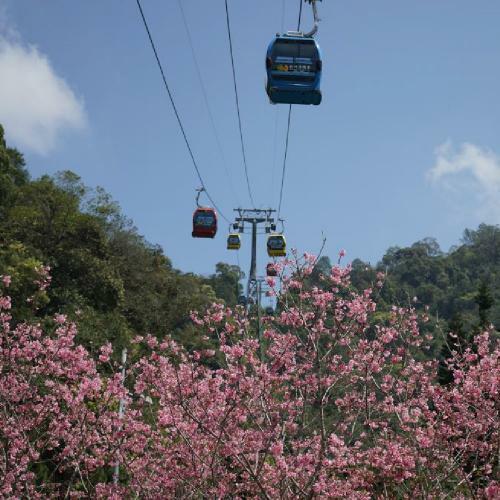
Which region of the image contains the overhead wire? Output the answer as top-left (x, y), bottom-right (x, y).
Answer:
top-left (176, 0), bottom-right (241, 208)
top-left (135, 0), bottom-right (230, 222)
top-left (298, 0), bottom-right (304, 29)
top-left (235, 249), bottom-right (242, 300)
top-left (270, 108), bottom-right (280, 203)
top-left (224, 0), bottom-right (256, 208)
top-left (277, 0), bottom-right (304, 220)
top-left (277, 106), bottom-right (292, 220)
top-left (270, 0), bottom-right (287, 205)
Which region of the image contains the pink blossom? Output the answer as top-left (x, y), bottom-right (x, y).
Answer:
top-left (485, 482), bottom-right (500, 499)
top-left (54, 314), bottom-right (67, 324)
top-left (98, 343), bottom-right (113, 363)
top-left (270, 441), bottom-right (283, 458)
top-left (266, 277), bottom-right (276, 287)
top-left (0, 255), bottom-right (497, 497)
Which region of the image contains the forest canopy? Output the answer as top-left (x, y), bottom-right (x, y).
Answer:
top-left (0, 124), bottom-right (243, 353)
top-left (0, 123), bottom-right (499, 496)
top-left (0, 123), bottom-right (498, 356)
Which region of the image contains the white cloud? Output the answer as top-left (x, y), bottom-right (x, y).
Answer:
top-left (427, 141), bottom-right (500, 220)
top-left (0, 36), bottom-right (86, 155)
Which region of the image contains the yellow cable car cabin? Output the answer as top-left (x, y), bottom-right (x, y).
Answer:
top-left (267, 233), bottom-right (286, 257)
top-left (227, 233), bottom-right (241, 250)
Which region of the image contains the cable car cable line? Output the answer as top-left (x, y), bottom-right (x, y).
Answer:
top-left (277, 105), bottom-right (292, 220)
top-left (269, 0), bottom-right (287, 213)
top-left (176, 0), bottom-right (241, 208)
top-left (270, 108), bottom-right (279, 203)
top-left (135, 0), bottom-right (230, 223)
top-left (224, 0), bottom-right (256, 208)
top-left (298, 0), bottom-right (304, 30)
top-left (276, 0), bottom-right (307, 220)
top-left (270, 0), bottom-right (288, 204)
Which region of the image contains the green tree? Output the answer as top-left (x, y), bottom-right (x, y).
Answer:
top-left (205, 262), bottom-right (243, 307)
top-left (438, 313), bottom-right (468, 385)
top-left (0, 124), bottom-right (29, 222)
top-left (475, 281), bottom-right (494, 330)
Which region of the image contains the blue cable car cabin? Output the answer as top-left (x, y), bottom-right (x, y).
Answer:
top-left (266, 32), bottom-right (322, 105)
top-left (192, 207), bottom-right (217, 238)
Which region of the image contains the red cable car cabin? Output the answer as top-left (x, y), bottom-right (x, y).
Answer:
top-left (192, 207), bottom-right (217, 238)
top-left (266, 263), bottom-right (278, 277)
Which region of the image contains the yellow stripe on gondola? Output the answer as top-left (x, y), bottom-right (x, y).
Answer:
top-left (227, 233), bottom-right (241, 250)
top-left (267, 233), bottom-right (286, 257)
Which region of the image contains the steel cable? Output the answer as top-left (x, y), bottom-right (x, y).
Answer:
top-left (224, 0), bottom-right (256, 208)
top-left (135, 0), bottom-right (230, 222)
top-left (277, 0), bottom-right (304, 220)
top-left (177, 0), bottom-right (241, 208)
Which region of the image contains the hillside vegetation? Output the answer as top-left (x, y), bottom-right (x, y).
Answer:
top-left (1, 123), bottom-right (498, 357)
top-left (1, 124), bottom-right (499, 496)
top-left (0, 124), bottom-right (242, 354)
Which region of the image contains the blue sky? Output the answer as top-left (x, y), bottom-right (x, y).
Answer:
top-left (1, 0), bottom-right (499, 277)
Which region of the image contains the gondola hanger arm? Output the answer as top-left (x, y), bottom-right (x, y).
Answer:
top-left (195, 187), bottom-right (205, 208)
top-left (303, 0), bottom-right (321, 38)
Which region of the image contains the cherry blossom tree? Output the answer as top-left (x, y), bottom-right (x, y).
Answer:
top-left (1, 254), bottom-right (498, 498)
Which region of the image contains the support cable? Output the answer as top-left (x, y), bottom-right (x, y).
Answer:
top-left (177, 0), bottom-right (241, 208)
top-left (298, 0), bottom-right (304, 30)
top-left (224, 0), bottom-right (256, 208)
top-left (270, 108), bottom-right (279, 203)
top-left (277, 0), bottom-right (304, 221)
top-left (135, 0), bottom-right (230, 222)
top-left (236, 248), bottom-right (241, 272)
top-left (270, 0), bottom-right (286, 202)
top-left (277, 106), bottom-right (292, 220)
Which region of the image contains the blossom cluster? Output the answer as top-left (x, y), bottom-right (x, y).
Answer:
top-left (0, 259), bottom-right (498, 498)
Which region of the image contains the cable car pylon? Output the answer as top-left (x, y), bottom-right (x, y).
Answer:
top-left (229, 208), bottom-right (286, 361)
top-left (232, 209), bottom-right (276, 302)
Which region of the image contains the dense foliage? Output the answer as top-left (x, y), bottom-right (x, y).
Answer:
top-left (1, 123), bottom-right (498, 358)
top-left (0, 124), bottom-right (242, 355)
top-left (307, 227), bottom-right (500, 360)
top-left (1, 258), bottom-right (498, 497)
top-left (1, 123), bottom-right (499, 495)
